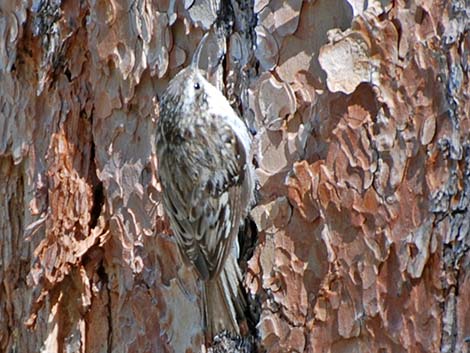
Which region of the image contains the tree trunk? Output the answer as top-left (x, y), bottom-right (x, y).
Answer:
top-left (1, 0), bottom-right (469, 352)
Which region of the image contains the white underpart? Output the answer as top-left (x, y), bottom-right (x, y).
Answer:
top-left (197, 73), bottom-right (252, 155)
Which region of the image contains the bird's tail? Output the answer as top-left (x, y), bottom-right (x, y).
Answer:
top-left (203, 251), bottom-right (247, 339)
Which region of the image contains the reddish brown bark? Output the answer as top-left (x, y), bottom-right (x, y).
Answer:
top-left (1, 0), bottom-right (469, 352)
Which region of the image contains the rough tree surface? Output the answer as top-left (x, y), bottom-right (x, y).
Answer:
top-left (1, 0), bottom-right (469, 352)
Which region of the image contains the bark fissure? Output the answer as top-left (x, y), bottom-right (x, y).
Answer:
top-left (2, 0), bottom-right (470, 352)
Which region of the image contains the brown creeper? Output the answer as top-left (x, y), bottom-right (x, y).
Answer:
top-left (155, 66), bottom-right (256, 338)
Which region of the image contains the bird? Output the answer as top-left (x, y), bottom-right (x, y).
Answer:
top-left (155, 65), bottom-right (256, 339)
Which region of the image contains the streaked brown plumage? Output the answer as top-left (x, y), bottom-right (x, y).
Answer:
top-left (155, 67), bottom-right (256, 337)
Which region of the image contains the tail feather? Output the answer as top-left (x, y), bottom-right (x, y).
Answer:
top-left (203, 252), bottom-right (246, 339)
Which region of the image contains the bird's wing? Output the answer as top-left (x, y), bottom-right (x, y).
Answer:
top-left (158, 119), bottom-right (250, 280)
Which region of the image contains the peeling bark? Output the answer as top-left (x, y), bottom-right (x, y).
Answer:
top-left (1, 0), bottom-right (470, 352)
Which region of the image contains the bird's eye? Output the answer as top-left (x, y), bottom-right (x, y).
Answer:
top-left (194, 82), bottom-right (200, 90)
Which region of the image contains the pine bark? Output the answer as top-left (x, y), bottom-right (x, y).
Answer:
top-left (1, 0), bottom-right (469, 352)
